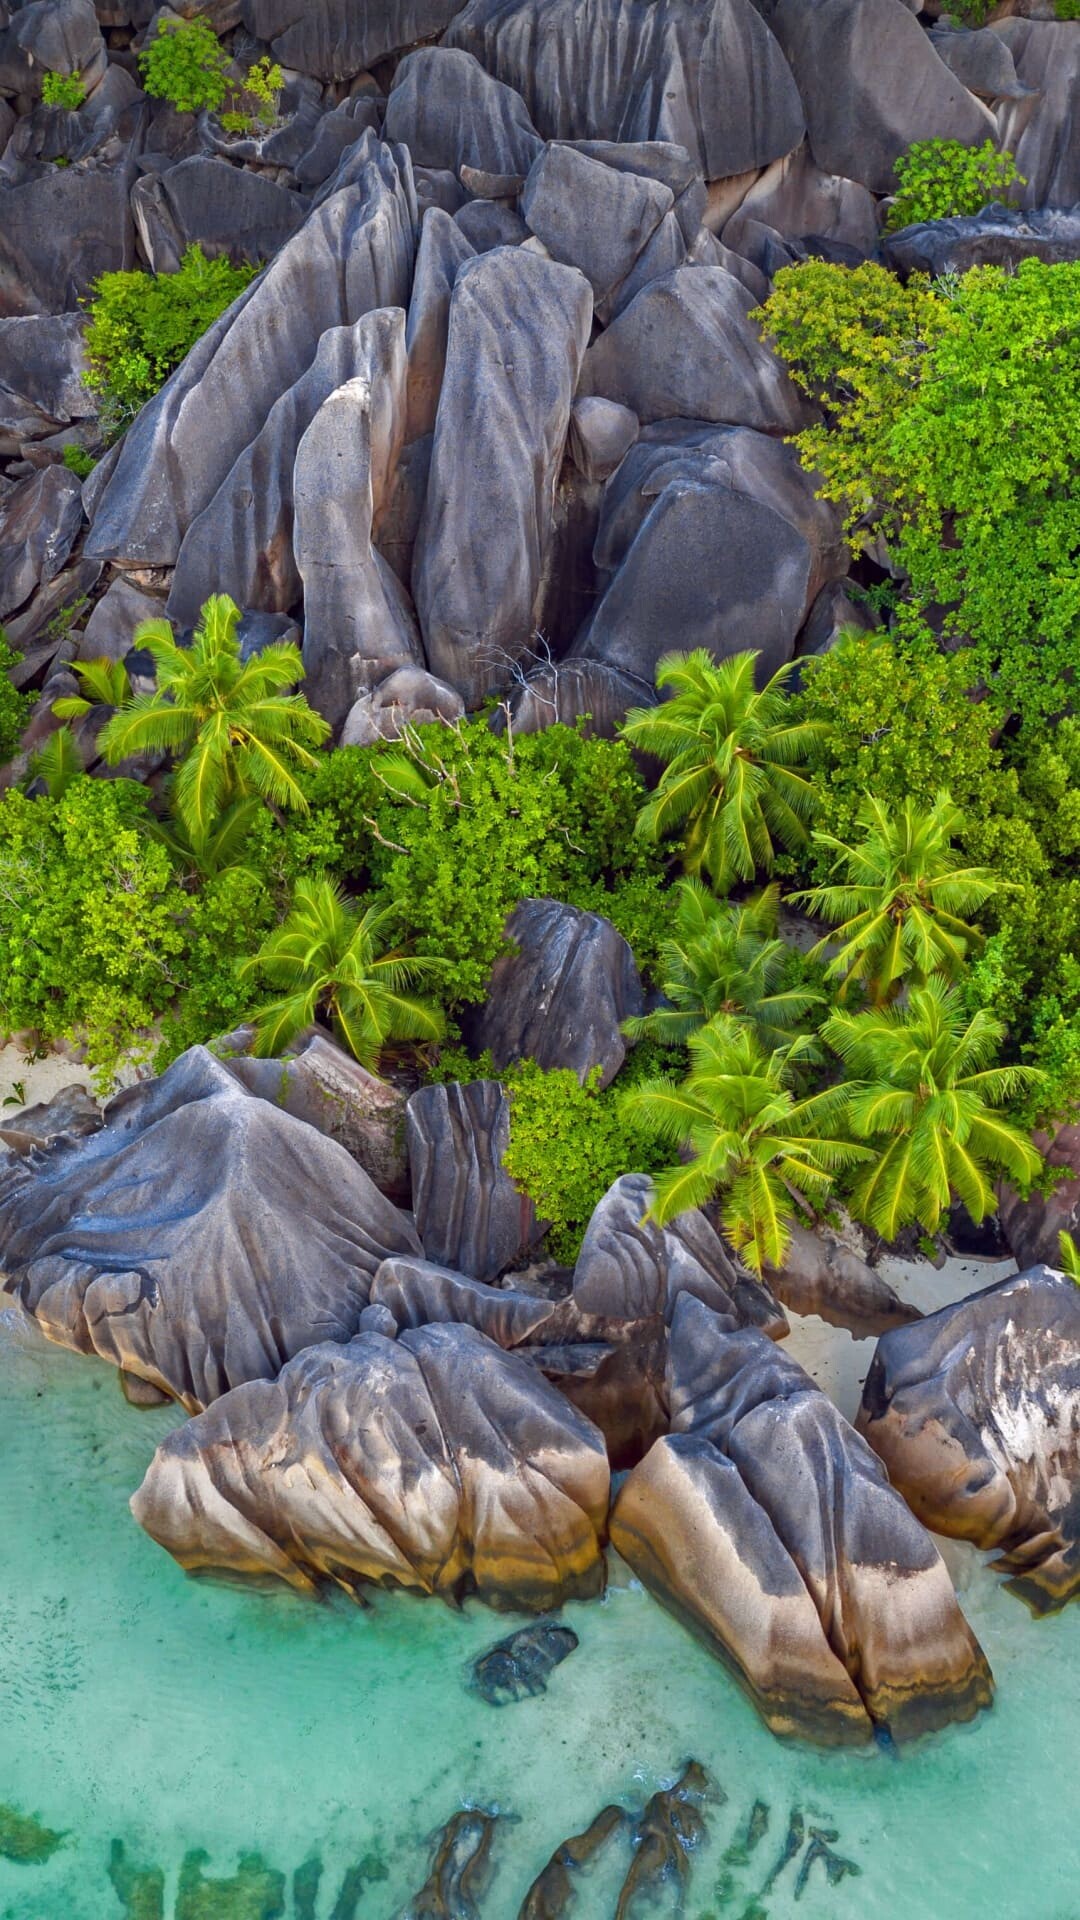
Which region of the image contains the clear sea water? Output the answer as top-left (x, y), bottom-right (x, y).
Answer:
top-left (2, 1305), bottom-right (1080, 1920)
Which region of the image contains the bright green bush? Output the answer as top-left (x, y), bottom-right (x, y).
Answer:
top-left (886, 139), bottom-right (1023, 233)
top-left (0, 635), bottom-right (33, 765)
top-left (760, 258), bottom-right (1080, 721)
top-left (41, 70), bottom-right (85, 110)
top-left (61, 444), bottom-right (96, 479)
top-left (84, 244), bottom-right (258, 435)
top-left (219, 55), bottom-right (283, 132)
top-left (298, 718), bottom-right (667, 1007)
top-left (137, 17), bottom-right (229, 113)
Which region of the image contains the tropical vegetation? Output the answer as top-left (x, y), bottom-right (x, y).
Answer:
top-left (84, 244), bottom-right (258, 436)
top-left (885, 138), bottom-right (1023, 233)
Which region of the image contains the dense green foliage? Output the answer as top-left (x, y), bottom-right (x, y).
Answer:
top-left (0, 634), bottom-right (32, 762)
top-left (41, 69), bottom-right (85, 110)
top-left (137, 17), bottom-right (229, 113)
top-left (61, 443), bottom-right (96, 479)
top-left (759, 258), bottom-right (1080, 719)
top-left (621, 650), bottom-right (824, 888)
top-left (219, 55), bottom-right (283, 133)
top-left (886, 139), bottom-right (1023, 233)
top-left (84, 245), bottom-right (257, 435)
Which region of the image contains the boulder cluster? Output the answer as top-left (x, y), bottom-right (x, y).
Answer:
top-left (0, 0), bottom-right (1078, 748)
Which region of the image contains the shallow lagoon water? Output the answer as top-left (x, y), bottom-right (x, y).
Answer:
top-left (2, 1307), bottom-right (1080, 1920)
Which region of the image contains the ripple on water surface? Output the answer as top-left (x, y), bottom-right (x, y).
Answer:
top-left (2, 1310), bottom-right (1080, 1920)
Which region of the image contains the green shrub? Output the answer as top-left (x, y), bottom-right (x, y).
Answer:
top-left (1055, 0), bottom-right (1080, 18)
top-left (219, 55), bottom-right (283, 131)
top-left (61, 444), bottom-right (96, 479)
top-left (41, 69), bottom-right (85, 110)
top-left (299, 718), bottom-right (667, 1007)
top-left (0, 634), bottom-right (33, 765)
top-left (137, 16), bottom-right (229, 114)
top-left (886, 139), bottom-right (1023, 233)
top-left (84, 244), bottom-right (258, 435)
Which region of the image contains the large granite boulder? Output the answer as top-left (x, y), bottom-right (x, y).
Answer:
top-left (0, 313), bottom-right (94, 457)
top-left (167, 315), bottom-right (389, 627)
top-left (857, 1267), bottom-right (1080, 1615)
top-left (463, 898), bottom-right (644, 1090)
top-left (404, 206), bottom-right (476, 443)
top-left (240, 0), bottom-right (470, 80)
top-left (130, 157), bottom-right (306, 275)
top-left (86, 133), bottom-right (416, 568)
top-left (0, 0), bottom-right (106, 97)
top-left (578, 268), bottom-right (811, 432)
top-left (131, 1322), bottom-right (610, 1610)
top-left (411, 247), bottom-right (592, 706)
top-left (765, 1224), bottom-right (921, 1339)
top-left (384, 47), bottom-right (542, 183)
top-left (445, 0), bottom-right (805, 182)
top-left (521, 143), bottom-right (674, 317)
top-left (1000, 1125), bottom-right (1080, 1269)
top-left (405, 1078), bottom-right (542, 1282)
top-left (0, 466), bottom-right (84, 619)
top-left (0, 162), bottom-right (134, 318)
top-left (507, 658), bottom-right (655, 739)
top-left (371, 1255), bottom-right (558, 1346)
top-left (611, 1296), bottom-right (994, 1744)
top-left (769, 0), bottom-right (995, 194)
top-left (723, 141), bottom-right (879, 259)
top-left (994, 21), bottom-right (1080, 209)
top-left (339, 664), bottom-right (464, 748)
top-left (225, 1027), bottom-right (410, 1202)
top-left (884, 205), bottom-right (1080, 277)
top-left (928, 22), bottom-right (1032, 103)
top-left (295, 309), bottom-right (425, 731)
top-left (0, 1047), bottom-right (421, 1412)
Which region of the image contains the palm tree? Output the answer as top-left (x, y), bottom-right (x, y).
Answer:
top-left (145, 795), bottom-right (265, 880)
top-left (1058, 1232), bottom-right (1080, 1283)
top-left (822, 981), bottom-right (1042, 1240)
top-left (240, 874), bottom-right (446, 1067)
top-left (98, 594), bottom-right (330, 842)
top-left (624, 878), bottom-right (824, 1051)
top-left (620, 1016), bottom-right (871, 1273)
top-left (52, 656), bottom-right (133, 723)
top-left (26, 726), bottom-right (85, 799)
top-left (620, 650), bottom-right (827, 890)
top-left (793, 791), bottom-right (997, 1005)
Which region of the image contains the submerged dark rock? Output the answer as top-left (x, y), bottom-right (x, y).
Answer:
top-left (404, 1809), bottom-right (498, 1920)
top-left (471, 1619), bottom-right (579, 1704)
top-left (613, 1763), bottom-right (710, 1920)
top-left (517, 1805), bottom-right (626, 1920)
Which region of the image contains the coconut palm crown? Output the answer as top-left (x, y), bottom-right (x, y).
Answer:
top-left (823, 980), bottom-right (1042, 1240)
top-left (620, 649), bottom-right (827, 890)
top-left (98, 593), bottom-right (330, 841)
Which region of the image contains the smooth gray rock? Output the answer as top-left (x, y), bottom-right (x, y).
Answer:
top-left (339, 665), bottom-right (464, 747)
top-left (446, 0), bottom-right (805, 181)
top-left (412, 247), bottom-right (592, 706)
top-left (724, 141), bottom-right (879, 258)
top-left (0, 1046), bottom-right (422, 1412)
top-left (569, 396), bottom-right (638, 484)
top-left (375, 431), bottom-right (432, 587)
top-left (507, 657), bottom-right (655, 738)
top-left (130, 157), bottom-right (306, 274)
top-left (929, 23), bottom-right (1032, 101)
top-left (522, 144), bottom-right (673, 309)
top-left (579, 267), bottom-right (810, 431)
top-left (0, 465), bottom-right (83, 618)
top-left (769, 0), bottom-right (994, 194)
top-left (604, 208), bottom-right (688, 318)
top-left (857, 1267), bottom-right (1080, 1615)
top-left (406, 1079), bottom-right (542, 1283)
top-left (686, 229), bottom-right (770, 302)
top-left (384, 46), bottom-right (542, 181)
top-left (293, 101), bottom-right (383, 190)
top-left (0, 0), bottom-right (106, 96)
top-left (224, 1027), bottom-right (410, 1202)
top-left (86, 133), bottom-right (416, 567)
top-left (454, 197), bottom-right (528, 252)
top-left (295, 311), bottom-right (424, 733)
top-left (371, 1256), bottom-right (558, 1347)
top-left (570, 138), bottom-right (704, 240)
top-left (0, 163), bottom-right (134, 317)
top-left (241, 0), bottom-right (470, 79)
top-left (765, 1225), bottom-right (921, 1339)
top-left (132, 1322), bottom-right (610, 1608)
top-left (0, 313), bottom-right (94, 456)
top-left (995, 22), bottom-right (1080, 209)
top-left (883, 204), bottom-right (1080, 276)
top-left (796, 575), bottom-right (878, 658)
top-left (0, 1083), bottom-right (102, 1156)
top-left (405, 207), bottom-right (476, 441)
top-left (463, 898), bottom-right (644, 1090)
top-left (77, 574), bottom-right (163, 661)
top-left (167, 316), bottom-right (390, 627)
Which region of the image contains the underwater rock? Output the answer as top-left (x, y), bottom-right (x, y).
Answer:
top-left (0, 1046), bottom-right (421, 1411)
top-left (403, 1809), bottom-right (497, 1920)
top-left (517, 1805), bottom-right (626, 1919)
top-left (108, 1839), bottom-right (165, 1919)
top-left (406, 1079), bottom-right (542, 1282)
top-left (175, 1848), bottom-right (285, 1920)
top-left (612, 1296), bottom-right (994, 1744)
top-left (613, 1762), bottom-right (710, 1920)
top-left (471, 1619), bottom-right (579, 1704)
top-left (463, 898), bottom-right (644, 1090)
top-left (0, 1803), bottom-right (64, 1864)
top-left (132, 1323), bottom-right (610, 1609)
top-left (765, 1224), bottom-right (921, 1339)
top-left (856, 1265), bottom-right (1080, 1614)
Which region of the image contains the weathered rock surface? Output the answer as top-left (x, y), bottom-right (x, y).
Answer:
top-left (522, 143), bottom-right (673, 314)
top-left (241, 0), bottom-right (469, 81)
top-left (446, 0), bottom-right (805, 181)
top-left (568, 396), bottom-right (638, 484)
top-left (0, 313), bottom-right (94, 457)
top-left (1000, 1124), bottom-right (1080, 1269)
top-left (405, 1078), bottom-right (541, 1282)
top-left (405, 1808), bottom-right (498, 1919)
top-left (766, 1224), bottom-right (922, 1339)
top-left (579, 268), bottom-right (810, 432)
top-left (769, 0), bottom-right (994, 193)
top-left (723, 141), bottom-right (879, 260)
top-left (517, 1806), bottom-right (626, 1920)
top-left (384, 47), bottom-right (542, 182)
top-left (0, 1046), bottom-right (421, 1411)
top-left (884, 204), bottom-right (1080, 278)
top-left (340, 665), bottom-right (464, 747)
top-left (472, 1618), bottom-right (579, 1704)
top-left (130, 157), bottom-right (306, 275)
top-left (412, 247), bottom-right (591, 705)
top-left (225, 1028), bottom-right (409, 1202)
top-left (612, 1295), bottom-right (994, 1744)
top-left (463, 898), bottom-right (644, 1089)
top-left (0, 1083), bottom-right (102, 1156)
top-left (371, 1255), bottom-right (558, 1346)
top-left (86, 133), bottom-right (416, 568)
top-left (404, 207), bottom-right (476, 442)
top-left (929, 22), bottom-right (1032, 102)
top-left (507, 658), bottom-right (655, 739)
top-left (132, 1321), bottom-right (610, 1609)
top-left (857, 1266), bottom-right (1080, 1614)
top-left (77, 574), bottom-right (163, 661)
top-left (0, 162), bottom-right (134, 318)
top-left (612, 1764), bottom-right (710, 1918)
top-left (994, 21), bottom-right (1080, 209)
top-left (0, 0), bottom-right (106, 98)
top-left (0, 465), bottom-right (84, 618)
top-left (295, 309), bottom-right (424, 731)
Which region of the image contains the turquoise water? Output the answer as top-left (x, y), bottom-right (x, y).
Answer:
top-left (2, 1306), bottom-right (1080, 1920)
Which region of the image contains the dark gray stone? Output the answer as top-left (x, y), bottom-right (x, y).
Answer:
top-left (406, 1079), bottom-right (542, 1282)
top-left (507, 658), bottom-right (655, 739)
top-left (471, 1619), bottom-right (578, 1704)
top-left (579, 267), bottom-right (810, 431)
top-left (293, 101), bottom-right (383, 190)
top-left (130, 156), bottom-right (306, 274)
top-left (412, 247), bottom-right (592, 707)
top-left (995, 22), bottom-right (1080, 209)
top-left (0, 465), bottom-right (84, 618)
top-left (724, 140), bottom-right (879, 258)
top-left (241, 0), bottom-right (470, 80)
top-left (883, 203), bottom-right (1080, 277)
top-left (86, 132), bottom-right (416, 567)
top-left (929, 23), bottom-right (1032, 101)
top-left (370, 1256), bottom-right (558, 1347)
top-left (463, 898), bottom-right (644, 1090)
top-left (454, 197), bottom-right (528, 251)
top-left (858, 1266), bottom-right (1080, 1615)
top-left (765, 1224), bottom-right (921, 1339)
top-left (0, 0), bottom-right (106, 97)
top-left (383, 46), bottom-right (542, 181)
top-left (522, 143), bottom-right (673, 309)
top-left (569, 396), bottom-right (639, 484)
top-left (0, 312), bottom-right (94, 456)
top-left (446, 0), bottom-right (805, 182)
top-left (339, 665), bottom-right (464, 748)
top-left (224, 1027), bottom-right (410, 1202)
top-left (405, 207), bottom-right (476, 441)
top-left (0, 1083), bottom-right (102, 1155)
top-left (0, 163), bottom-right (134, 317)
top-left (0, 1046), bottom-right (422, 1412)
top-left (77, 575), bottom-right (162, 662)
